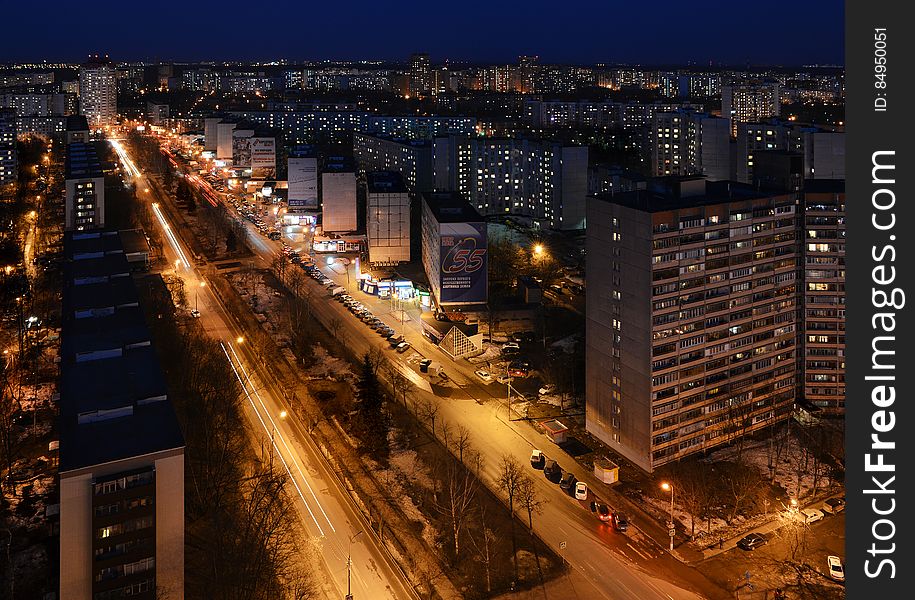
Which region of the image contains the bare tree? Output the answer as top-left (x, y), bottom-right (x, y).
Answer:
top-left (328, 317), bottom-right (343, 340)
top-left (672, 461), bottom-right (714, 537)
top-left (723, 460), bottom-right (764, 524)
top-left (517, 475), bottom-right (545, 531)
top-left (469, 504), bottom-right (496, 594)
top-left (432, 459), bottom-right (478, 559)
top-left (420, 399), bottom-right (440, 438)
top-left (496, 454), bottom-right (524, 580)
top-left (386, 363), bottom-right (413, 408)
top-left (366, 345), bottom-right (386, 376)
top-left (453, 424), bottom-right (472, 464)
top-left (439, 420), bottom-right (452, 449)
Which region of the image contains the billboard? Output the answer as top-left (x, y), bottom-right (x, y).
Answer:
top-left (231, 134), bottom-right (252, 168)
top-left (288, 156), bottom-right (318, 210)
top-left (250, 137), bottom-right (276, 179)
top-left (439, 222), bottom-right (488, 304)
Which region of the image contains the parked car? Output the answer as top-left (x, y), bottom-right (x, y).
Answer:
top-left (508, 361), bottom-right (531, 378)
top-left (530, 449), bottom-right (545, 469)
top-left (474, 370), bottom-right (493, 383)
top-left (395, 341), bottom-right (411, 353)
top-left (595, 503), bottom-right (612, 522)
top-left (501, 342), bottom-right (521, 355)
top-left (543, 459), bottom-right (562, 483)
top-left (736, 532), bottom-right (767, 550)
top-left (388, 335), bottom-right (404, 347)
top-left (827, 555), bottom-right (844, 582)
top-left (496, 374), bottom-right (512, 384)
top-left (559, 472), bottom-right (577, 495)
top-left (574, 481), bottom-right (588, 501)
top-left (611, 512), bottom-right (629, 532)
top-left (378, 327), bottom-right (395, 337)
top-left (798, 508), bottom-right (824, 525)
top-left (822, 497), bottom-right (846, 514)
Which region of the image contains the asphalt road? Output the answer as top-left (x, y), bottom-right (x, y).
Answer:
top-left (200, 182), bottom-right (729, 600)
top-left (118, 141), bottom-right (418, 600)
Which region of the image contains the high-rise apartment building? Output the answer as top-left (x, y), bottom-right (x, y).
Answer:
top-left (60, 230), bottom-right (185, 600)
top-left (0, 109), bottom-right (16, 187)
top-left (518, 55), bottom-right (539, 94)
top-left (585, 177), bottom-right (800, 471)
top-left (721, 82), bottom-right (781, 136)
top-left (801, 180), bottom-right (846, 413)
top-left (79, 56), bottom-right (117, 128)
top-left (409, 53), bottom-right (431, 98)
top-left (365, 171), bottom-right (411, 265)
top-left (651, 110), bottom-right (730, 180)
top-left (65, 143), bottom-right (106, 231)
top-left (353, 133), bottom-right (434, 192)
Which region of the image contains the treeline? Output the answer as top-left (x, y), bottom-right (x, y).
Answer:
top-left (137, 277), bottom-right (317, 600)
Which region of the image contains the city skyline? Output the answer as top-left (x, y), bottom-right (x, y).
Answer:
top-left (1, 0), bottom-right (844, 65)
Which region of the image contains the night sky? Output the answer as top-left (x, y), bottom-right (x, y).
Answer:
top-left (3, 0), bottom-right (844, 65)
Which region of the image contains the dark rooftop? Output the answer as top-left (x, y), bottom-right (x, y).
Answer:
top-left (65, 142), bottom-right (104, 180)
top-left (803, 179), bottom-right (846, 194)
top-left (65, 114), bottom-right (89, 131)
top-left (60, 234), bottom-right (184, 473)
top-left (60, 306), bottom-right (151, 363)
top-left (590, 177), bottom-right (788, 213)
top-left (422, 191), bottom-right (483, 223)
top-left (64, 229), bottom-right (125, 258)
top-left (366, 171), bottom-right (408, 194)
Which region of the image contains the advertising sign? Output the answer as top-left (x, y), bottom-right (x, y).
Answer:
top-left (439, 222), bottom-right (488, 304)
top-left (232, 135), bottom-right (251, 168)
top-left (288, 156), bottom-right (318, 209)
top-left (250, 137), bottom-right (276, 179)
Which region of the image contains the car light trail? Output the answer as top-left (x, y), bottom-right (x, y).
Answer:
top-left (221, 342), bottom-right (332, 536)
top-left (226, 342), bottom-right (336, 534)
top-left (109, 139), bottom-right (141, 179)
top-left (151, 202), bottom-right (191, 270)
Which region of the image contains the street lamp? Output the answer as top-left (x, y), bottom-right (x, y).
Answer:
top-left (533, 243), bottom-right (544, 256)
top-left (661, 482), bottom-right (675, 551)
top-left (236, 336), bottom-right (245, 345)
top-left (347, 530), bottom-right (364, 600)
top-left (195, 281), bottom-right (206, 312)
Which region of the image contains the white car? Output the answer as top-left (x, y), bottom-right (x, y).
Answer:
top-left (474, 370), bottom-right (493, 383)
top-left (798, 508), bottom-right (824, 525)
top-left (574, 481), bottom-right (589, 501)
top-left (190, 309), bottom-right (200, 318)
top-left (827, 555), bottom-right (844, 582)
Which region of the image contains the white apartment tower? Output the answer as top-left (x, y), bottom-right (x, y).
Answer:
top-left (79, 56), bottom-right (117, 128)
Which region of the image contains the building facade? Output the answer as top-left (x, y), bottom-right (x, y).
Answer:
top-left (651, 110), bottom-right (730, 180)
top-left (586, 177), bottom-right (800, 471)
top-left (801, 181), bottom-right (846, 413)
top-left (421, 192), bottom-right (488, 310)
top-left (0, 110), bottom-right (16, 187)
top-left (365, 171), bottom-right (411, 265)
top-left (80, 56), bottom-right (118, 128)
top-left (65, 143), bottom-right (106, 230)
top-left (721, 83), bottom-right (781, 136)
top-left (320, 156), bottom-right (357, 233)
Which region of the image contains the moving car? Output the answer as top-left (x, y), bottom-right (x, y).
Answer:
top-left (736, 532), bottom-right (767, 550)
top-left (798, 508), bottom-right (824, 525)
top-left (530, 449), bottom-right (545, 469)
top-left (574, 481), bottom-right (588, 501)
top-left (595, 503), bottom-right (612, 522)
top-left (822, 497), bottom-right (846, 514)
top-left (827, 555), bottom-right (844, 582)
top-left (475, 370), bottom-right (493, 383)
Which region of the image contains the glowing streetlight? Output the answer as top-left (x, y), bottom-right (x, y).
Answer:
top-left (279, 410), bottom-right (287, 419)
top-left (661, 482), bottom-right (675, 551)
top-left (236, 336), bottom-right (245, 344)
top-left (533, 244), bottom-right (544, 256)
